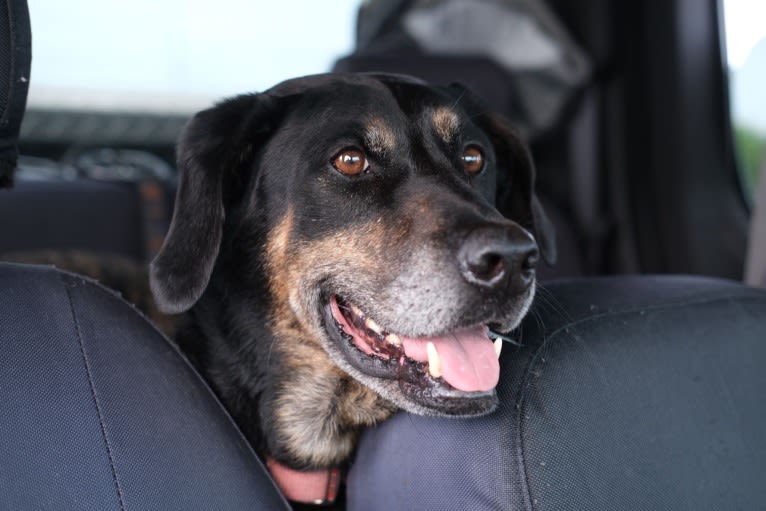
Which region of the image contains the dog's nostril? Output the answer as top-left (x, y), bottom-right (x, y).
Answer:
top-left (514, 246), bottom-right (539, 294)
top-left (521, 249), bottom-right (539, 272)
top-left (459, 227), bottom-right (539, 291)
top-left (467, 252), bottom-right (506, 284)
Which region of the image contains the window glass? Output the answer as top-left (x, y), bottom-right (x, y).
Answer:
top-left (26, 0), bottom-right (360, 113)
top-left (722, 0), bottom-right (766, 198)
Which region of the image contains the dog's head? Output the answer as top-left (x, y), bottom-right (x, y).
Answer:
top-left (151, 73), bottom-right (555, 419)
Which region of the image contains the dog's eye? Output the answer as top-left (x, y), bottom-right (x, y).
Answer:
top-left (332, 148), bottom-right (369, 176)
top-left (461, 146), bottom-right (485, 174)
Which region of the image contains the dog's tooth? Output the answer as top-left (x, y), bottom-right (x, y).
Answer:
top-left (350, 304), bottom-right (363, 318)
top-left (385, 333), bottom-right (401, 346)
top-left (427, 342), bottom-right (442, 379)
top-left (365, 317), bottom-right (382, 335)
top-left (494, 338), bottom-right (503, 358)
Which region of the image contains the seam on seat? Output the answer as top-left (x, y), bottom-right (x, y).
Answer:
top-left (514, 293), bottom-right (766, 510)
top-left (62, 274), bottom-right (127, 511)
top-left (56, 269), bottom-right (291, 509)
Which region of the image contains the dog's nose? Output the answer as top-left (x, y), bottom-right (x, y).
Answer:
top-left (458, 226), bottom-right (539, 293)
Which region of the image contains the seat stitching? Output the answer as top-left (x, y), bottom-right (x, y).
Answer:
top-left (62, 275), bottom-right (127, 511)
top-left (57, 269), bottom-right (290, 508)
top-left (515, 294), bottom-right (766, 510)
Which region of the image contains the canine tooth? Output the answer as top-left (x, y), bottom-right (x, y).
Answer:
top-left (494, 338), bottom-right (503, 358)
top-left (426, 342), bottom-right (442, 378)
top-left (385, 333), bottom-right (401, 346)
top-left (364, 317), bottom-right (382, 334)
top-left (350, 304), bottom-right (363, 318)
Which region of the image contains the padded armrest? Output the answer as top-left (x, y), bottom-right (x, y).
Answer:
top-left (347, 276), bottom-right (766, 510)
top-left (0, 263), bottom-right (290, 510)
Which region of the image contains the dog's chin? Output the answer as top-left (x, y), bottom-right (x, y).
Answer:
top-left (316, 291), bottom-right (532, 418)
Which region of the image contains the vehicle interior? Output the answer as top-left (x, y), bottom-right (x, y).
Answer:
top-left (1, 0), bottom-right (765, 509)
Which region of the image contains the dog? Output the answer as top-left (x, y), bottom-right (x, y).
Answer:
top-left (149, 72), bottom-right (555, 506)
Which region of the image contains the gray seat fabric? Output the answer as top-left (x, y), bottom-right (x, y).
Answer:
top-left (0, 263), bottom-right (290, 510)
top-left (347, 275), bottom-right (766, 510)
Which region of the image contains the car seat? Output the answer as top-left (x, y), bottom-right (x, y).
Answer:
top-left (0, 263), bottom-right (291, 510)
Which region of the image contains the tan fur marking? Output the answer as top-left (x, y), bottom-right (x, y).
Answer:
top-left (273, 357), bottom-right (395, 466)
top-left (432, 107), bottom-right (460, 143)
top-left (364, 118), bottom-right (397, 155)
top-left (264, 209), bottom-right (399, 466)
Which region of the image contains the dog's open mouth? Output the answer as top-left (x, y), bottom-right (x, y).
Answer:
top-left (323, 295), bottom-right (502, 415)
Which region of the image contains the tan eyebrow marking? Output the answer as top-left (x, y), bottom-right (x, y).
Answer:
top-left (432, 107), bottom-right (460, 143)
top-left (363, 118), bottom-right (397, 155)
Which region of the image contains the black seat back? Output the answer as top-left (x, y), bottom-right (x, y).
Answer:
top-left (0, 263), bottom-right (291, 510)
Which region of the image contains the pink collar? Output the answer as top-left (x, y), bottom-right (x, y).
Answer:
top-left (266, 457), bottom-right (342, 505)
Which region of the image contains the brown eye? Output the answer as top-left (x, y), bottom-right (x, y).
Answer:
top-left (332, 148), bottom-right (369, 176)
top-left (461, 145), bottom-right (484, 174)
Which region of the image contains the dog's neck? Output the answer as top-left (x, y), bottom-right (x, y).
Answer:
top-left (266, 457), bottom-right (342, 505)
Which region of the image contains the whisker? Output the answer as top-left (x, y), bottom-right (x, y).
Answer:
top-left (451, 88), bottom-right (467, 108)
top-left (535, 285), bottom-right (572, 324)
top-left (488, 328), bottom-right (523, 347)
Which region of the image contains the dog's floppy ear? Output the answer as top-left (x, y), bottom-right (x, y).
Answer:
top-left (150, 93), bottom-right (277, 313)
top-left (480, 112), bottom-right (557, 266)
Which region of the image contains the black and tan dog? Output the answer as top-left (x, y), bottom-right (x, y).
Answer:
top-left (150, 73), bottom-right (555, 505)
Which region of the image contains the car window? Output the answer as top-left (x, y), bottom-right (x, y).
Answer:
top-left (26, 0), bottom-right (360, 114)
top-left (722, 0), bottom-right (766, 200)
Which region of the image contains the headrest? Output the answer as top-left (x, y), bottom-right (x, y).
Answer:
top-left (340, 0), bottom-right (592, 139)
top-left (0, 0), bottom-right (32, 189)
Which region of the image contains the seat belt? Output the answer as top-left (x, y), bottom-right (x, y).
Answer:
top-left (0, 0), bottom-right (31, 188)
top-left (745, 161), bottom-right (766, 288)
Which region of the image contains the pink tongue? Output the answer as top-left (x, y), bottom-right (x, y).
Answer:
top-left (400, 325), bottom-right (499, 392)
